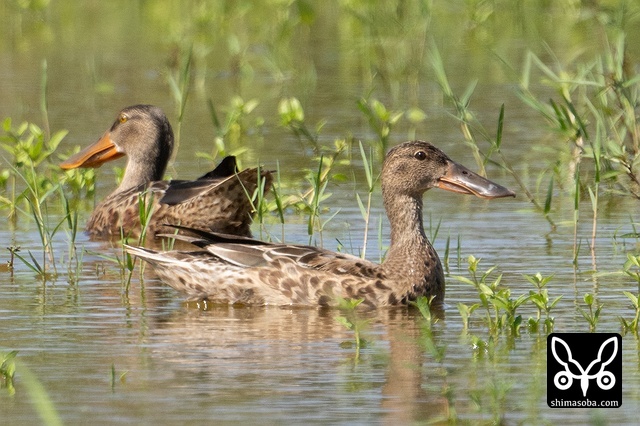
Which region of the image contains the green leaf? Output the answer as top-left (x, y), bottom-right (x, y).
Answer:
top-left (549, 296), bottom-right (563, 309)
top-left (544, 176), bottom-right (554, 215)
top-left (478, 283), bottom-right (494, 296)
top-left (495, 104), bottom-right (504, 149)
top-left (622, 291), bottom-right (638, 307)
top-left (358, 141), bottom-right (372, 188)
top-left (583, 293), bottom-right (594, 305)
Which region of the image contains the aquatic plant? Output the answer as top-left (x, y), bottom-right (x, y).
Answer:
top-left (620, 291), bottom-right (640, 335)
top-left (0, 350), bottom-right (17, 396)
top-left (4, 164), bottom-right (69, 280)
top-left (0, 66), bottom-right (91, 280)
top-left (455, 256), bottom-right (528, 336)
top-left (278, 96), bottom-right (323, 153)
top-left (0, 119), bottom-right (66, 219)
top-left (167, 46), bottom-right (192, 160)
top-left (578, 292), bottom-right (602, 333)
top-left (110, 363), bottom-right (128, 392)
top-left (623, 253), bottom-right (640, 285)
top-left (0, 350), bottom-right (62, 425)
top-left (524, 272), bottom-right (561, 334)
top-left (356, 97), bottom-right (403, 159)
top-left (355, 141), bottom-right (377, 258)
top-left (335, 298), bottom-right (370, 361)
top-left (203, 95), bottom-right (261, 158)
top-left (618, 254), bottom-right (640, 334)
top-left (281, 140), bottom-right (346, 246)
top-left (431, 45), bottom-right (557, 231)
top-left (239, 164), bottom-right (271, 236)
top-left (264, 162), bottom-right (286, 241)
top-left (506, 30), bottom-right (640, 270)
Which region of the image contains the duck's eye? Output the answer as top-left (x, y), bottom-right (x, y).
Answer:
top-left (119, 114), bottom-right (128, 123)
top-left (414, 151), bottom-right (427, 161)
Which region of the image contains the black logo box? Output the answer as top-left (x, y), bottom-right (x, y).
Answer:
top-left (547, 333), bottom-right (622, 408)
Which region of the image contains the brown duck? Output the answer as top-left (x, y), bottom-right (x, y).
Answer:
top-left (60, 105), bottom-right (271, 239)
top-left (126, 141), bottom-right (514, 307)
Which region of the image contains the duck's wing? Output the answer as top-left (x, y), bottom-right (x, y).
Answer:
top-left (158, 156), bottom-right (271, 206)
top-left (162, 226), bottom-right (383, 279)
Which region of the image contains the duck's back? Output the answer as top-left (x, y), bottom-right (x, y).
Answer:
top-left (86, 166), bottom-right (271, 240)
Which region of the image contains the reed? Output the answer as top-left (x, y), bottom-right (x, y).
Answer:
top-left (355, 141), bottom-right (377, 258)
top-left (39, 60), bottom-right (50, 141)
top-left (126, 191), bottom-right (157, 293)
top-left (282, 141), bottom-right (345, 246)
top-left (237, 163), bottom-right (271, 238)
top-left (431, 44), bottom-right (557, 231)
top-left (306, 154), bottom-right (331, 246)
top-left (19, 361), bottom-right (63, 426)
top-left (623, 253), bottom-right (640, 285)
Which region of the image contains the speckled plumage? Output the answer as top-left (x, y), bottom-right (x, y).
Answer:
top-left (127, 141), bottom-right (515, 308)
top-left (61, 105), bottom-right (271, 239)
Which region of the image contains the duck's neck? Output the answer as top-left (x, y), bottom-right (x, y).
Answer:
top-left (116, 131), bottom-right (171, 193)
top-left (383, 191), bottom-right (429, 261)
top-left (382, 189), bottom-right (444, 299)
top-left (117, 156), bottom-right (166, 193)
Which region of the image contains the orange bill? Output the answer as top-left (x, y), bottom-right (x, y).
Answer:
top-left (437, 161), bottom-right (515, 199)
top-left (60, 132), bottom-right (124, 169)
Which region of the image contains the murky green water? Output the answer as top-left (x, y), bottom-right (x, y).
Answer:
top-left (2, 1), bottom-right (640, 424)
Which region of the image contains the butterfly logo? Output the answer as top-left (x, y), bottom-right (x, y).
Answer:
top-left (551, 336), bottom-right (617, 397)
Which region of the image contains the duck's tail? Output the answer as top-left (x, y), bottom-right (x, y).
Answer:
top-left (124, 245), bottom-right (168, 265)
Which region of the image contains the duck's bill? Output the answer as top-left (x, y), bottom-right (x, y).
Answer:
top-left (437, 161), bottom-right (515, 199)
top-left (60, 132), bottom-right (124, 169)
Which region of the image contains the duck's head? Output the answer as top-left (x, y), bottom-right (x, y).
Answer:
top-left (61, 105), bottom-right (174, 187)
top-left (382, 140), bottom-right (515, 199)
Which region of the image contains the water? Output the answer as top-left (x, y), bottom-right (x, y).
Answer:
top-left (2, 1), bottom-right (640, 424)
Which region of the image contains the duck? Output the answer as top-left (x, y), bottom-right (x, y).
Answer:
top-left (125, 140), bottom-right (515, 308)
top-left (60, 104), bottom-right (271, 239)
